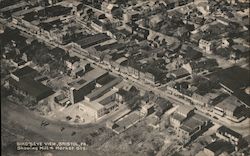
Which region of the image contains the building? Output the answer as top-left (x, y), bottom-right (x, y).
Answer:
top-left (176, 113), bottom-right (210, 144)
top-left (199, 39), bottom-right (216, 54)
top-left (69, 79), bottom-right (96, 104)
top-left (154, 97), bottom-right (172, 117)
top-left (10, 66), bottom-right (39, 81)
top-left (170, 67), bottom-right (190, 80)
top-left (73, 33), bottom-right (111, 50)
top-left (69, 67), bottom-right (109, 104)
top-left (170, 105), bottom-right (195, 128)
top-left (141, 103), bottom-right (155, 116)
top-left (91, 19), bottom-right (107, 32)
top-left (203, 140), bottom-right (234, 156)
top-left (85, 77), bottom-right (122, 102)
top-left (65, 56), bottom-right (80, 70)
top-left (115, 85), bottom-right (139, 104)
top-left (176, 105), bottom-right (195, 118)
top-left (213, 96), bottom-right (245, 121)
top-left (79, 101), bottom-right (106, 120)
top-left (9, 66), bottom-right (54, 103)
top-left (216, 126), bottom-right (243, 151)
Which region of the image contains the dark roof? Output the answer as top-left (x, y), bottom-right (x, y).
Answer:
top-left (208, 66), bottom-right (250, 106)
top-left (205, 140), bottom-right (233, 154)
top-left (92, 19), bottom-right (105, 27)
top-left (86, 77), bottom-right (122, 100)
top-left (96, 74), bottom-right (115, 85)
top-left (38, 5), bottom-right (72, 18)
top-left (11, 66), bottom-right (39, 79)
top-left (39, 19), bottom-right (63, 31)
top-left (116, 88), bottom-right (128, 97)
top-left (95, 43), bottom-right (125, 51)
top-left (217, 126), bottom-right (242, 139)
top-left (75, 33), bottom-right (110, 49)
top-left (9, 78), bottom-right (54, 101)
top-left (180, 46), bottom-right (203, 61)
top-left (67, 56), bottom-right (80, 64)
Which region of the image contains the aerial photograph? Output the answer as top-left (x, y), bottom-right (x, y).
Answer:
top-left (0, 0), bottom-right (249, 156)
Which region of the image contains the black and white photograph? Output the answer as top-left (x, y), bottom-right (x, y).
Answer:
top-left (0, 0), bottom-right (250, 156)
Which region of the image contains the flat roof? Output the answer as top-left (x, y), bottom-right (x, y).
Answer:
top-left (11, 66), bottom-right (39, 79)
top-left (96, 74), bottom-right (115, 86)
top-left (84, 101), bottom-right (104, 111)
top-left (205, 140), bottom-right (233, 154)
top-left (75, 33), bottom-right (111, 49)
top-left (84, 67), bottom-right (108, 82)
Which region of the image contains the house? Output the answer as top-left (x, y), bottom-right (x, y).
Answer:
top-left (170, 105), bottom-right (195, 128)
top-left (115, 88), bottom-right (130, 104)
top-left (115, 85), bottom-right (139, 104)
top-left (101, 2), bottom-right (119, 14)
top-left (216, 126), bottom-right (243, 151)
top-left (123, 10), bottom-right (140, 23)
top-left (154, 97), bottom-right (172, 117)
top-left (176, 113), bottom-right (210, 144)
top-left (203, 140), bottom-right (234, 156)
top-left (70, 60), bottom-right (90, 78)
top-left (141, 103), bottom-right (155, 116)
top-left (199, 39), bottom-right (216, 54)
top-left (134, 27), bottom-right (150, 39)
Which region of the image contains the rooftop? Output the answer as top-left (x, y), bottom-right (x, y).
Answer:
top-left (215, 96), bottom-right (243, 113)
top-left (9, 78), bottom-right (54, 101)
top-left (177, 105), bottom-right (195, 116)
top-left (75, 33), bottom-right (111, 49)
top-left (205, 140), bottom-right (233, 154)
top-left (11, 66), bottom-right (39, 79)
top-left (208, 66), bottom-right (250, 106)
top-left (84, 67), bottom-right (108, 82)
top-left (86, 77), bottom-right (122, 101)
top-left (180, 113), bottom-right (209, 134)
top-left (84, 101), bottom-right (104, 111)
top-left (217, 126), bottom-right (242, 139)
top-left (171, 113), bottom-right (186, 122)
